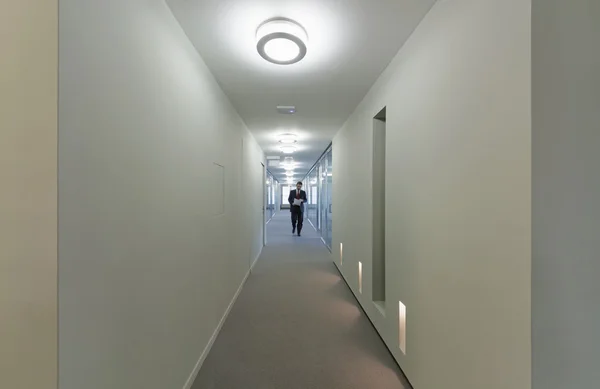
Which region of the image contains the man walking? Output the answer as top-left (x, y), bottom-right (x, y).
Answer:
top-left (288, 181), bottom-right (307, 236)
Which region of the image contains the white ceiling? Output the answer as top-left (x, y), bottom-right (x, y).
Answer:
top-left (167, 0), bottom-right (436, 182)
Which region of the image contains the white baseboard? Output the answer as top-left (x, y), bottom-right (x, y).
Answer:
top-left (251, 246), bottom-right (262, 270)
top-left (182, 247), bottom-right (263, 389)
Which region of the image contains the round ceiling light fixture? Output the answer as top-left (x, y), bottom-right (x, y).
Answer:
top-left (256, 18), bottom-right (308, 65)
top-left (281, 157), bottom-right (295, 169)
top-left (280, 145), bottom-right (297, 154)
top-left (278, 133), bottom-right (298, 144)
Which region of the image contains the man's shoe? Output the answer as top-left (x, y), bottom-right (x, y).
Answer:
top-left (292, 227), bottom-right (296, 234)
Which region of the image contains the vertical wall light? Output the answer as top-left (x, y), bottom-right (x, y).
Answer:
top-left (358, 262), bottom-right (363, 294)
top-left (398, 301), bottom-right (407, 354)
top-left (340, 243), bottom-right (343, 266)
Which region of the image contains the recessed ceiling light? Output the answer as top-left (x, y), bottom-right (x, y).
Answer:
top-left (278, 133), bottom-right (297, 144)
top-left (280, 145), bottom-right (297, 154)
top-left (256, 18), bottom-right (308, 65)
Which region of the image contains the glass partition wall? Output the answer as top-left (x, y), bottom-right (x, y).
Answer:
top-left (325, 149), bottom-right (333, 248)
top-left (266, 170), bottom-right (279, 223)
top-left (304, 144), bottom-right (333, 250)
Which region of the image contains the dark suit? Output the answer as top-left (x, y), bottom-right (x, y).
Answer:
top-left (288, 189), bottom-right (307, 234)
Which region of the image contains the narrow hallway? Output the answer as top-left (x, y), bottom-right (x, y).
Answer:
top-left (192, 212), bottom-right (410, 389)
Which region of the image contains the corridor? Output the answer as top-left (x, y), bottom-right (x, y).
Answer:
top-left (192, 212), bottom-right (409, 389)
top-left (4, 1), bottom-right (599, 389)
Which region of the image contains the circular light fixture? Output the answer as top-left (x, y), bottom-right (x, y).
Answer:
top-left (285, 171), bottom-right (294, 177)
top-left (256, 18), bottom-right (308, 65)
top-left (280, 145), bottom-right (297, 154)
top-left (281, 157), bottom-right (295, 169)
top-left (278, 133), bottom-right (298, 144)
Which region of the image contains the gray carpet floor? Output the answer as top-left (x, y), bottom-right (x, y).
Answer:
top-left (192, 212), bottom-right (411, 389)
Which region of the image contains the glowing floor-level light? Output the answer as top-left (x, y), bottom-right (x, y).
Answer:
top-left (399, 301), bottom-right (407, 354)
top-left (358, 262), bottom-right (363, 294)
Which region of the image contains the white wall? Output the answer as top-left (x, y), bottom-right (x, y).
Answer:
top-left (0, 2), bottom-right (58, 388)
top-left (332, 1), bottom-right (531, 388)
top-left (58, 1), bottom-right (264, 388)
top-left (532, 1), bottom-right (600, 388)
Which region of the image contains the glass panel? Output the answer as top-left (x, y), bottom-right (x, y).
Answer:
top-left (272, 183), bottom-right (276, 219)
top-left (281, 185), bottom-right (286, 206)
top-left (304, 177), bottom-right (311, 226)
top-left (282, 184), bottom-right (293, 209)
top-left (269, 179), bottom-right (273, 221)
top-left (265, 171), bottom-right (278, 222)
top-left (325, 149), bottom-right (333, 248)
top-left (310, 169), bottom-right (318, 227)
top-left (320, 158), bottom-right (327, 237)
top-left (301, 144), bottom-right (332, 246)
top-left (266, 172), bottom-right (271, 222)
